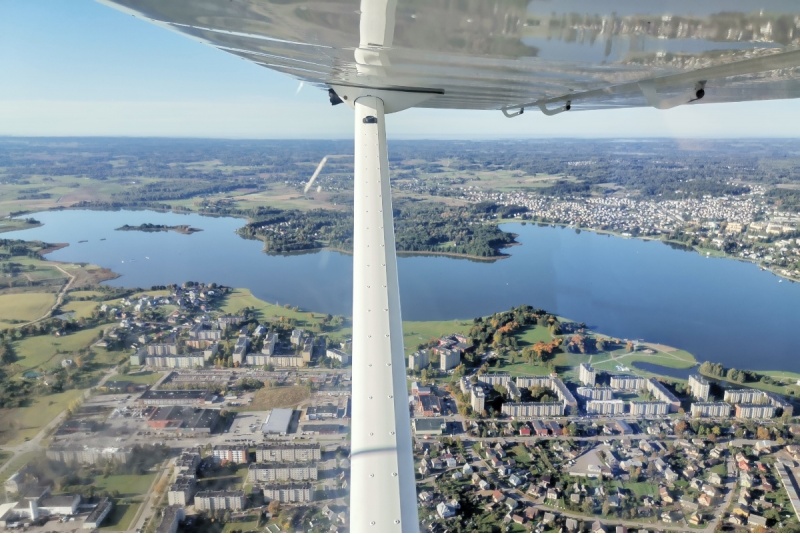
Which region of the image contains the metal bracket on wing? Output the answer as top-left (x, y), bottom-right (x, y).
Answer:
top-left (330, 84), bottom-right (442, 114)
top-left (501, 99), bottom-right (571, 118)
top-left (639, 80), bottom-right (706, 110)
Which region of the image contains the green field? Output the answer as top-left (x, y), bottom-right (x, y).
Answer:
top-left (223, 517), bottom-right (261, 532)
top-left (0, 451), bottom-right (44, 483)
top-left (0, 292), bottom-right (56, 327)
top-left (108, 371), bottom-right (164, 385)
top-left (99, 503), bottom-right (138, 533)
top-left (0, 388), bottom-right (85, 445)
top-left (403, 319), bottom-right (472, 353)
top-left (69, 290), bottom-right (105, 299)
top-left (62, 299), bottom-right (99, 319)
top-left (94, 472), bottom-right (159, 498)
top-left (12, 323), bottom-right (114, 375)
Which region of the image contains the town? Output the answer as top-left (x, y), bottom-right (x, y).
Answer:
top-left (2, 284), bottom-right (800, 533)
top-left (460, 186), bottom-right (800, 282)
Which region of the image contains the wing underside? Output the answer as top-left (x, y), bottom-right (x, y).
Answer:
top-left (98, 0), bottom-right (800, 112)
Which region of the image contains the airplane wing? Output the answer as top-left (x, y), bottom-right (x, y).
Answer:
top-left (98, 0), bottom-right (800, 114)
top-left (93, 2), bottom-right (800, 533)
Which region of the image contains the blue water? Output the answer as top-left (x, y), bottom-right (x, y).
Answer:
top-left (6, 210), bottom-right (800, 373)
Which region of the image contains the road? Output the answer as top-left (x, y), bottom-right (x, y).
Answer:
top-left (19, 264), bottom-right (76, 327)
top-left (0, 365), bottom-right (118, 474)
top-left (130, 458), bottom-right (173, 533)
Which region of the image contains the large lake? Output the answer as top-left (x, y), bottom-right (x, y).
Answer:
top-left (6, 209), bottom-right (800, 373)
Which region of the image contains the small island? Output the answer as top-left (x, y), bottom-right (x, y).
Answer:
top-left (116, 223), bottom-right (202, 234)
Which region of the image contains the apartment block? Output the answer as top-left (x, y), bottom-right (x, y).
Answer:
top-left (688, 374), bottom-right (710, 401)
top-left (247, 463), bottom-right (318, 482)
top-left (551, 376), bottom-right (578, 414)
top-left (471, 388), bottom-right (485, 414)
top-left (515, 376), bottom-right (552, 389)
top-left (255, 443), bottom-right (321, 463)
top-left (585, 399), bottom-right (625, 415)
top-left (408, 349), bottom-right (430, 371)
top-left (724, 389), bottom-right (767, 404)
top-left (735, 404), bottom-right (776, 419)
top-left (212, 445), bottom-right (249, 464)
top-left (576, 386), bottom-right (614, 401)
top-left (262, 484), bottom-right (314, 503)
top-left (481, 373), bottom-right (512, 387)
top-left (629, 401), bottom-right (669, 417)
top-left (579, 363), bottom-right (596, 386)
top-left (194, 490), bottom-right (245, 512)
top-left (691, 402), bottom-right (732, 418)
top-left (501, 402), bottom-right (564, 418)
top-left (646, 378), bottom-right (681, 412)
top-left (610, 375), bottom-right (646, 391)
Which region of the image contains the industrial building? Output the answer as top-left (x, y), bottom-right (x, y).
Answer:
top-left (262, 408), bottom-right (295, 436)
top-left (84, 498), bottom-right (113, 529)
top-left (138, 389), bottom-right (214, 406)
top-left (413, 418), bottom-right (446, 436)
top-left (146, 406), bottom-right (220, 434)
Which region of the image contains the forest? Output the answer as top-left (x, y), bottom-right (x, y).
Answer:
top-left (237, 201), bottom-right (519, 258)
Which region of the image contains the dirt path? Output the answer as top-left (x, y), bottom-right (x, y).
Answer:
top-left (18, 264), bottom-right (76, 327)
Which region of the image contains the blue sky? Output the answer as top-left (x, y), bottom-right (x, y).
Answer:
top-left (2, 0), bottom-right (800, 139)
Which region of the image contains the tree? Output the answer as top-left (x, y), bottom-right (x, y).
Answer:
top-left (674, 420), bottom-right (687, 435)
top-left (756, 426), bottom-right (771, 440)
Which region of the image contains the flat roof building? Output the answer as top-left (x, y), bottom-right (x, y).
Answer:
top-left (413, 418), bottom-right (446, 436)
top-left (262, 408), bottom-right (294, 435)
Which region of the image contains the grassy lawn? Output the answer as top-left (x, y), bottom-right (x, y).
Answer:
top-left (617, 480), bottom-right (658, 498)
top-left (403, 319), bottom-right (472, 353)
top-left (0, 451), bottom-right (44, 483)
top-left (0, 291), bottom-right (56, 327)
top-left (12, 323), bottom-right (113, 375)
top-left (61, 299), bottom-right (99, 319)
top-left (68, 290), bottom-right (105, 299)
top-left (0, 388), bottom-right (85, 445)
top-left (107, 370), bottom-right (164, 385)
top-left (99, 502), bottom-right (138, 533)
top-left (223, 518), bottom-right (261, 532)
top-left (237, 385), bottom-right (310, 412)
top-left (222, 288), bottom-right (351, 340)
top-left (710, 464), bottom-right (728, 476)
top-left (94, 472), bottom-right (158, 499)
top-left (514, 324), bottom-right (554, 346)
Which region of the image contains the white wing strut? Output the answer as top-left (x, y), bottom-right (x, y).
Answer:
top-left (350, 95), bottom-right (419, 533)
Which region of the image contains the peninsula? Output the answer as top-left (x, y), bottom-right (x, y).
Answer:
top-left (116, 223), bottom-right (201, 234)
